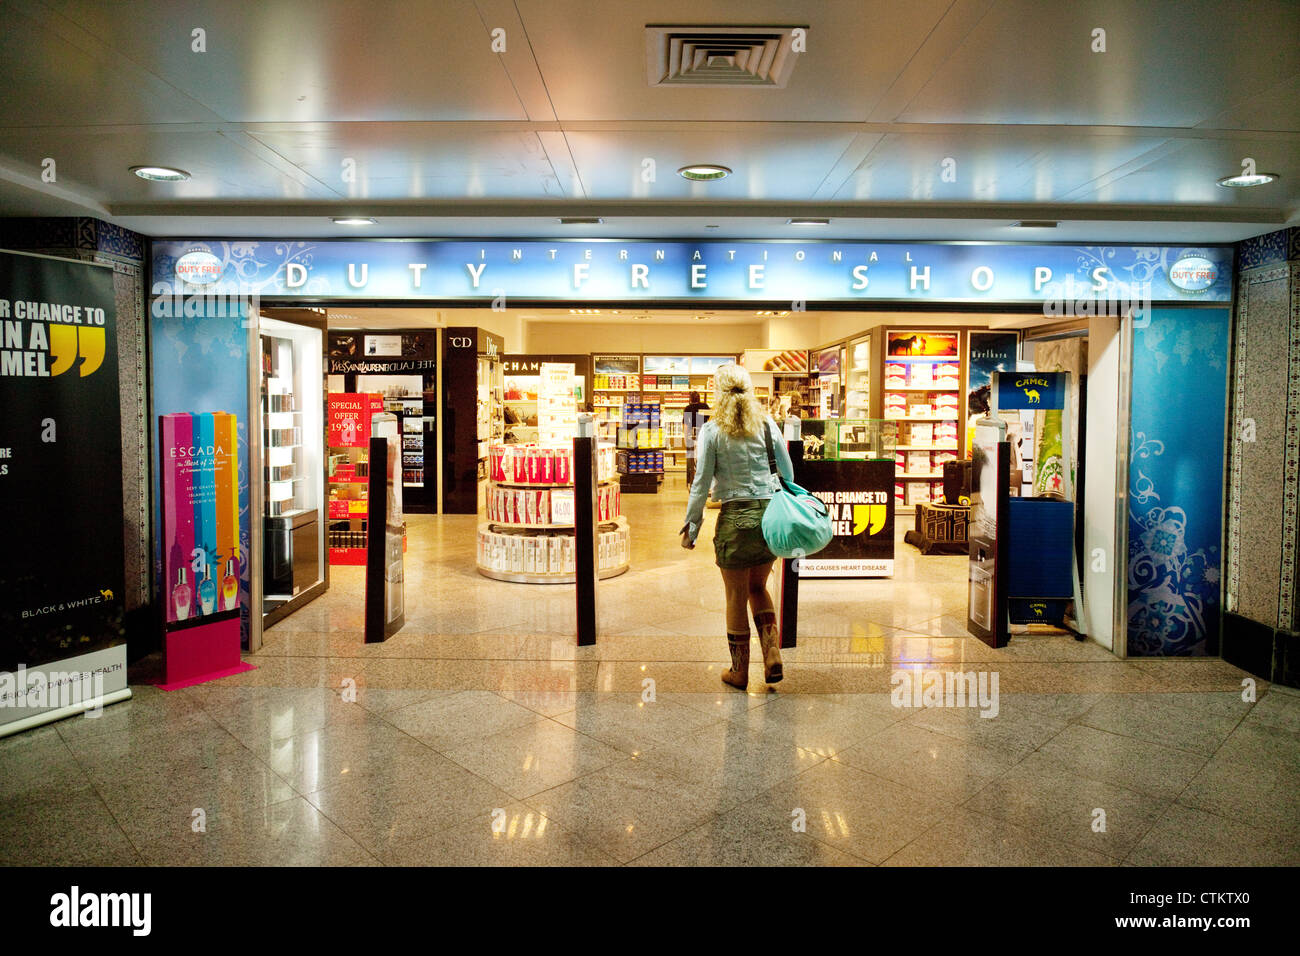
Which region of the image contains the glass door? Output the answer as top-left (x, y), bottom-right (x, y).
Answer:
top-left (846, 333), bottom-right (871, 418)
top-left (257, 313), bottom-right (327, 625)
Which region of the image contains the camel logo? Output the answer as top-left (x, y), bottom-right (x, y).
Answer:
top-left (49, 324), bottom-right (105, 377)
top-left (1030, 602), bottom-right (1047, 617)
top-left (852, 503), bottom-right (887, 536)
top-left (1023, 388), bottom-right (1041, 404)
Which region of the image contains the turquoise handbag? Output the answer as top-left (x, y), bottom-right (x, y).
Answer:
top-left (761, 424), bottom-right (834, 559)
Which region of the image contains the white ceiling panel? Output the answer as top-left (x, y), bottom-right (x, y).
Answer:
top-left (246, 126), bottom-right (564, 200)
top-left (0, 129), bottom-right (328, 202)
top-left (834, 129), bottom-right (1176, 203)
top-left (897, 0), bottom-right (1300, 128)
top-left (0, 0), bottom-right (1295, 237)
top-left (514, 0), bottom-right (952, 122)
top-left (0, 1), bottom-right (222, 126)
top-left (1199, 74), bottom-right (1300, 133)
top-left (563, 126), bottom-right (861, 200)
top-left (30, 0), bottom-right (529, 123)
top-left (1070, 138), bottom-right (1300, 205)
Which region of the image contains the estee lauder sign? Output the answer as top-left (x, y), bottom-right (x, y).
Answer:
top-left (152, 240), bottom-right (1234, 304)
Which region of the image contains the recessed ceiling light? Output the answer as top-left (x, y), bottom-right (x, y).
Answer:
top-left (569, 309), bottom-right (601, 315)
top-left (331, 217), bottom-right (377, 225)
top-left (558, 217), bottom-right (604, 225)
top-left (787, 218), bottom-right (829, 226)
top-left (130, 165), bottom-right (190, 182)
top-left (678, 164), bottom-right (731, 181)
top-left (1216, 172), bottom-right (1279, 187)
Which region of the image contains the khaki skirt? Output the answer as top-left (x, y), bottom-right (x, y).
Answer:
top-left (713, 499), bottom-right (776, 569)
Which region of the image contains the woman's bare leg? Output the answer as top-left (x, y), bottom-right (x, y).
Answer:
top-left (746, 561), bottom-right (776, 618)
top-left (719, 567), bottom-right (752, 688)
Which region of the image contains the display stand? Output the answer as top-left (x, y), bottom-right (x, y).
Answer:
top-left (615, 400), bottom-right (664, 493)
top-left (365, 414), bottom-right (404, 642)
top-left (990, 370), bottom-right (1087, 634)
top-left (968, 423), bottom-right (1011, 648)
top-left (477, 442), bottom-right (629, 583)
top-left (791, 422), bottom-right (897, 578)
top-left (327, 329), bottom-right (438, 513)
top-left (591, 354), bottom-right (640, 445)
top-left (158, 411), bottom-right (254, 689)
top-left (327, 393), bottom-right (384, 566)
top-left (883, 330), bottom-right (962, 514)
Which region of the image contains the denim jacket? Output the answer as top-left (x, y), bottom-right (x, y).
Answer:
top-left (683, 417), bottom-right (795, 543)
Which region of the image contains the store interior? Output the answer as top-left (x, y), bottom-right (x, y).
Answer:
top-left (255, 305), bottom-right (1090, 644)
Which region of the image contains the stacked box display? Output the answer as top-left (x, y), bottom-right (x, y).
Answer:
top-left (477, 524), bottom-right (630, 575)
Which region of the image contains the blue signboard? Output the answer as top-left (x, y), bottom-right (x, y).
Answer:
top-left (150, 240), bottom-right (1233, 305)
top-left (996, 371), bottom-right (1067, 410)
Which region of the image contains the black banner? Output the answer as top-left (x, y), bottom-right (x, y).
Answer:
top-left (0, 251), bottom-right (125, 672)
top-left (794, 458), bottom-right (895, 577)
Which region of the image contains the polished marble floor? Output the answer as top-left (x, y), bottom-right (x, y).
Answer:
top-left (3, 477), bottom-right (1296, 866)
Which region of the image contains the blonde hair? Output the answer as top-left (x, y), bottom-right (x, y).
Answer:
top-left (712, 364), bottom-right (765, 438)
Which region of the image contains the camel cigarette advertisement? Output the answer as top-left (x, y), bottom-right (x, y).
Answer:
top-left (795, 460), bottom-right (895, 578)
top-left (0, 251), bottom-right (127, 730)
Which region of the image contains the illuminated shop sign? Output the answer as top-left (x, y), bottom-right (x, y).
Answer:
top-left (151, 240), bottom-right (1233, 304)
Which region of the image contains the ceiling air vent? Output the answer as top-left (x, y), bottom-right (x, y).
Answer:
top-left (646, 25), bottom-right (807, 88)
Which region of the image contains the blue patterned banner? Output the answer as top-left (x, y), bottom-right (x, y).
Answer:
top-left (1127, 307), bottom-right (1230, 657)
top-left (150, 239), bottom-right (1233, 304)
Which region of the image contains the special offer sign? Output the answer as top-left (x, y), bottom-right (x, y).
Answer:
top-left (328, 393), bottom-right (383, 447)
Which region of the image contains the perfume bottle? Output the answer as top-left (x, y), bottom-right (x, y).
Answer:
top-left (172, 567), bottom-right (192, 621)
top-left (220, 557), bottom-right (238, 612)
top-left (198, 567), bottom-right (217, 615)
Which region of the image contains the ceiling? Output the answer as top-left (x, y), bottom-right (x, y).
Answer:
top-left (1, 0), bottom-right (1297, 242)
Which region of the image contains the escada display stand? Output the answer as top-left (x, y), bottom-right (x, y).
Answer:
top-left (157, 411), bottom-right (256, 688)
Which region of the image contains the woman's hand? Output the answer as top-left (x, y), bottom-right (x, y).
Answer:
top-left (680, 532), bottom-right (694, 550)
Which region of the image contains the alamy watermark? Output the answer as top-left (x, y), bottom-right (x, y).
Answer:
top-left (1041, 275), bottom-right (1151, 326)
top-left (150, 277), bottom-right (261, 325)
top-left (890, 668), bottom-right (999, 717)
top-left (0, 665), bottom-right (106, 717)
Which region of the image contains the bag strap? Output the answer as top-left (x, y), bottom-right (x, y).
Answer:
top-left (762, 420), bottom-right (779, 476)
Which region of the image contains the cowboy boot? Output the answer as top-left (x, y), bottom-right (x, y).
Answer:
top-left (721, 633), bottom-right (750, 689)
top-left (754, 609), bottom-right (783, 683)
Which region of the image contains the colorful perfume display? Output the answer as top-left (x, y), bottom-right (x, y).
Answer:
top-left (159, 411), bottom-right (241, 623)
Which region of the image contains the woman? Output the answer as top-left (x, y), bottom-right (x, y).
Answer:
top-left (681, 364), bottom-right (795, 688)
